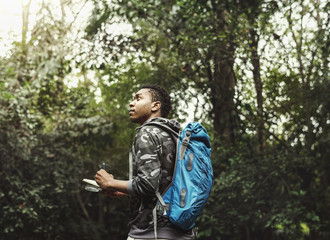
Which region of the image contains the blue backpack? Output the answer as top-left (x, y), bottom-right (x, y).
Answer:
top-left (149, 122), bottom-right (213, 237)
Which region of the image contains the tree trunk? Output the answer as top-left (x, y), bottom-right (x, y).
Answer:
top-left (21, 0), bottom-right (32, 54)
top-left (60, 0), bottom-right (66, 22)
top-left (210, 52), bottom-right (236, 146)
top-left (249, 27), bottom-right (265, 153)
top-left (209, 1), bottom-right (237, 146)
top-left (17, 0), bottom-right (32, 84)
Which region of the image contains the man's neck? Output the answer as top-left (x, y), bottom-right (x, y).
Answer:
top-left (140, 113), bottom-right (162, 125)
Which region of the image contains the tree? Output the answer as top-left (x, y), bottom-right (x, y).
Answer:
top-left (1, 0), bottom-right (329, 239)
top-left (1, 1), bottom-right (131, 239)
top-left (85, 0), bottom-right (247, 146)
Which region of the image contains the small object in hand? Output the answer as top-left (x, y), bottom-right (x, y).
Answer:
top-left (82, 179), bottom-right (102, 193)
top-left (85, 185), bottom-right (101, 192)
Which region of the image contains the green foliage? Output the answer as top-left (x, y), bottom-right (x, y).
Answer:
top-left (0, 76), bottom-right (131, 239)
top-left (197, 146), bottom-right (321, 239)
top-left (0, 0), bottom-right (329, 239)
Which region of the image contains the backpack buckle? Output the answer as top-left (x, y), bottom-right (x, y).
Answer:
top-left (182, 131), bottom-right (191, 146)
top-left (180, 131), bottom-right (191, 159)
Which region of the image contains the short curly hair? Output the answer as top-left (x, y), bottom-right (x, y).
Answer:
top-left (141, 84), bottom-right (171, 118)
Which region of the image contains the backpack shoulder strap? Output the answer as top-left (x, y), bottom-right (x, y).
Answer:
top-left (143, 122), bottom-right (180, 138)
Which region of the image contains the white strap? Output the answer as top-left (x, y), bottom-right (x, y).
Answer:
top-left (156, 192), bottom-right (166, 206)
top-left (153, 206), bottom-right (158, 239)
top-left (153, 191), bottom-right (167, 239)
top-left (129, 150), bottom-right (133, 180)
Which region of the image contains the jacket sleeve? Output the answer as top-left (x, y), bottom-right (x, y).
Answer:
top-left (127, 127), bottom-right (163, 196)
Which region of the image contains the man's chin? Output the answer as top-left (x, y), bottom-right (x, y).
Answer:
top-left (130, 117), bottom-right (144, 125)
top-left (129, 117), bottom-right (138, 123)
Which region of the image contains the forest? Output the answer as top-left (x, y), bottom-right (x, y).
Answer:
top-left (0, 0), bottom-right (329, 239)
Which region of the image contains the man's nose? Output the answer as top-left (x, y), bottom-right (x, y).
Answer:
top-left (129, 100), bottom-right (135, 107)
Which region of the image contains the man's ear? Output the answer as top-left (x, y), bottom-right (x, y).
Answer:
top-left (151, 101), bottom-right (161, 113)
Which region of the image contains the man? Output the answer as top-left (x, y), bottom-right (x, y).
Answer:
top-left (95, 85), bottom-right (195, 240)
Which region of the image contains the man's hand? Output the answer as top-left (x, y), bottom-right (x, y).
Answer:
top-left (95, 169), bottom-right (129, 194)
top-left (95, 169), bottom-right (114, 190)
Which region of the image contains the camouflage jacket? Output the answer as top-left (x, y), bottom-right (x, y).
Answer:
top-left (127, 117), bottom-right (180, 229)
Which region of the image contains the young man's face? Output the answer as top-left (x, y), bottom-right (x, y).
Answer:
top-left (129, 88), bottom-right (159, 125)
